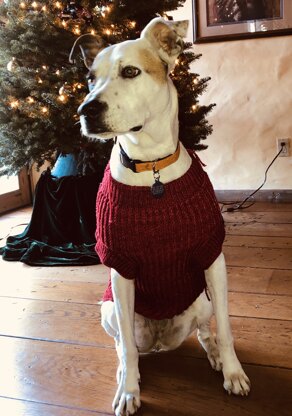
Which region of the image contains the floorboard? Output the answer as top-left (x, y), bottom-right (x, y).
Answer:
top-left (225, 222), bottom-right (292, 237)
top-left (224, 246), bottom-right (292, 269)
top-left (224, 235), bottom-right (292, 249)
top-left (0, 397), bottom-right (109, 416)
top-left (227, 267), bottom-right (292, 295)
top-left (223, 211), bottom-right (292, 224)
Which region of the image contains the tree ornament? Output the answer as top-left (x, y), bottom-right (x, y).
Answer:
top-left (7, 57), bottom-right (18, 72)
top-left (60, 1), bottom-right (92, 23)
top-left (59, 82), bottom-right (74, 96)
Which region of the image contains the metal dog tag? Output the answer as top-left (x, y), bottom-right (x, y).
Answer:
top-left (151, 179), bottom-right (164, 198)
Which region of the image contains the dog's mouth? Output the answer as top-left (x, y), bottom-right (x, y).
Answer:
top-left (82, 118), bottom-right (144, 137)
top-left (130, 125), bottom-right (143, 132)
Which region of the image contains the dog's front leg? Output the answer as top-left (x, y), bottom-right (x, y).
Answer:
top-left (111, 269), bottom-right (141, 416)
top-left (205, 253), bottom-right (251, 396)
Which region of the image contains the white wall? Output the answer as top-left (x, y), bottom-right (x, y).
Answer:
top-left (171, 0), bottom-right (292, 190)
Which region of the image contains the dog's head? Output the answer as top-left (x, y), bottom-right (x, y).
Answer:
top-left (70, 17), bottom-right (188, 139)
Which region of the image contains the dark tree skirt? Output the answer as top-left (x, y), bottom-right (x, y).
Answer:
top-left (0, 162), bottom-right (102, 266)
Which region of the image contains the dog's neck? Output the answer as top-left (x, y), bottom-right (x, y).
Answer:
top-left (110, 82), bottom-right (192, 187)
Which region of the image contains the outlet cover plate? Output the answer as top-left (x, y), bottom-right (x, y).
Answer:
top-left (277, 138), bottom-right (290, 157)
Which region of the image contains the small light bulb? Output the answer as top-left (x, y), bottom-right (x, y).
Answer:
top-left (62, 20), bottom-right (67, 28)
top-left (73, 26), bottom-right (81, 35)
top-left (38, 78), bottom-right (43, 84)
top-left (90, 29), bottom-right (96, 35)
top-left (55, 1), bottom-right (62, 9)
top-left (58, 94), bottom-right (66, 102)
top-left (104, 29), bottom-right (111, 35)
top-left (192, 104), bottom-right (197, 111)
top-left (32, 1), bottom-right (38, 9)
top-left (20, 2), bottom-right (26, 8)
top-left (10, 100), bottom-right (19, 109)
top-left (130, 21), bottom-right (136, 28)
top-left (42, 65), bottom-right (47, 70)
top-left (41, 106), bottom-right (48, 113)
top-left (42, 5), bottom-right (47, 12)
top-left (55, 69), bottom-right (60, 76)
top-left (27, 96), bottom-right (35, 104)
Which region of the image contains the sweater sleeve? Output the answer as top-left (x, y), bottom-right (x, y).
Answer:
top-left (96, 240), bottom-right (137, 279)
top-left (194, 220), bottom-right (226, 271)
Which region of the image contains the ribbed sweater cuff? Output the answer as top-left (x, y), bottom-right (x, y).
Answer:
top-left (196, 223), bottom-right (226, 270)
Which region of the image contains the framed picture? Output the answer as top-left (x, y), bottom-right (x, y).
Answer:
top-left (193, 0), bottom-right (292, 42)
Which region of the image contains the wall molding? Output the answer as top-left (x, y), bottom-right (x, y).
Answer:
top-left (215, 190), bottom-right (292, 203)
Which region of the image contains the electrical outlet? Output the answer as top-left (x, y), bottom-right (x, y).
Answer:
top-left (277, 138), bottom-right (290, 157)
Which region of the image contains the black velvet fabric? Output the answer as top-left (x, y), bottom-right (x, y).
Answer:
top-left (0, 169), bottom-right (101, 266)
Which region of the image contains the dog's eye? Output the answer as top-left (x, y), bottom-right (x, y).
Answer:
top-left (121, 66), bottom-right (141, 79)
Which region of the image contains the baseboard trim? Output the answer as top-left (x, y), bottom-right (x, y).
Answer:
top-left (215, 189), bottom-right (292, 203)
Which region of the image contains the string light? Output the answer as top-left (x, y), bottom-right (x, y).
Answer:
top-left (73, 26), bottom-right (81, 35)
top-left (27, 96), bottom-right (35, 104)
top-left (62, 20), bottom-right (67, 28)
top-left (72, 82), bottom-right (83, 92)
top-left (130, 21), bottom-right (136, 28)
top-left (90, 29), bottom-right (96, 35)
top-left (10, 100), bottom-right (19, 109)
top-left (58, 94), bottom-right (67, 102)
top-left (192, 104), bottom-right (198, 111)
top-left (32, 1), bottom-right (38, 9)
top-left (37, 77), bottom-right (43, 84)
top-left (55, 69), bottom-right (60, 76)
top-left (20, 2), bottom-right (26, 8)
top-left (193, 78), bottom-right (199, 85)
top-left (104, 28), bottom-right (111, 35)
top-left (41, 106), bottom-right (48, 114)
top-left (55, 1), bottom-right (62, 9)
top-left (42, 5), bottom-right (47, 12)
top-left (42, 65), bottom-right (48, 70)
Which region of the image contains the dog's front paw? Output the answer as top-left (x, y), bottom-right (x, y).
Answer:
top-left (113, 368), bottom-right (141, 416)
top-left (223, 360), bottom-right (251, 396)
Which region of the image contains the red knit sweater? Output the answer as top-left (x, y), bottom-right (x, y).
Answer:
top-left (95, 151), bottom-right (225, 320)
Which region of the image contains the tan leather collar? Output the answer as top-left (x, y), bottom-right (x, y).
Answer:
top-left (119, 142), bottom-right (180, 173)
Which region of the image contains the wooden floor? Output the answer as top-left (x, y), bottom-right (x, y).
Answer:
top-left (0, 202), bottom-right (291, 415)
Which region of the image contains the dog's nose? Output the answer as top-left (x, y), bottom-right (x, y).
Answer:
top-left (77, 99), bottom-right (107, 118)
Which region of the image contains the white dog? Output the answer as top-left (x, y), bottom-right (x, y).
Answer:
top-left (71, 17), bottom-right (250, 416)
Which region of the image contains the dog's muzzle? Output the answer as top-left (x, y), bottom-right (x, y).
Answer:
top-left (77, 99), bottom-right (109, 133)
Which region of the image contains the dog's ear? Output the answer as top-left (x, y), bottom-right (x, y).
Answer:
top-left (141, 17), bottom-right (189, 71)
top-left (69, 34), bottom-right (107, 69)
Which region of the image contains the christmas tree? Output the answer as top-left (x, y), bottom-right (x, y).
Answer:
top-left (0, 0), bottom-right (214, 177)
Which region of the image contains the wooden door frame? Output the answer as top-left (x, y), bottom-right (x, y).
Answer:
top-left (0, 168), bottom-right (32, 214)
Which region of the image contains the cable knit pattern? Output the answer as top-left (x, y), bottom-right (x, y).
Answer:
top-left (96, 151), bottom-right (225, 320)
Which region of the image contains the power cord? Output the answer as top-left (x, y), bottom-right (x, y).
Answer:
top-left (220, 142), bottom-right (285, 213)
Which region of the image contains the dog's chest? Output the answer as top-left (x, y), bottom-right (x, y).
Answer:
top-left (134, 312), bottom-right (197, 353)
